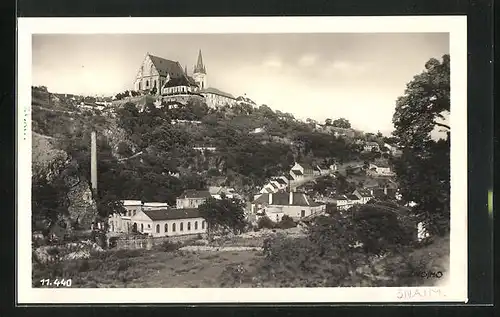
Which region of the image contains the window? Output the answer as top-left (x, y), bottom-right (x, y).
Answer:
top-left (194, 221), bottom-right (198, 230)
top-left (172, 223), bottom-right (176, 232)
top-left (164, 223), bottom-right (168, 232)
top-left (140, 223), bottom-right (144, 232)
top-left (146, 80), bottom-right (149, 88)
top-left (147, 224), bottom-right (151, 228)
top-left (156, 224), bottom-right (160, 233)
top-left (187, 222), bottom-right (191, 231)
top-left (301, 210), bottom-right (306, 218)
top-left (202, 221), bottom-right (205, 229)
top-left (180, 222), bottom-right (184, 231)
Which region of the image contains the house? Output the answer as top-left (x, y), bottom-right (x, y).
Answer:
top-left (316, 165), bottom-right (332, 175)
top-left (368, 161), bottom-right (394, 176)
top-left (122, 200), bottom-right (143, 217)
top-left (251, 192), bottom-right (326, 222)
top-left (290, 162), bottom-right (316, 180)
top-left (384, 143), bottom-right (403, 157)
top-left (353, 189), bottom-right (374, 204)
top-left (208, 186), bottom-right (240, 199)
top-left (274, 177), bottom-right (289, 188)
top-left (334, 194), bottom-right (362, 210)
top-left (176, 190), bottom-right (212, 209)
top-left (363, 141), bottom-right (380, 152)
top-left (130, 208), bottom-right (207, 237)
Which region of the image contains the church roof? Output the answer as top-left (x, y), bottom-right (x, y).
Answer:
top-left (148, 54), bottom-right (185, 78)
top-left (194, 50), bottom-right (206, 74)
top-left (200, 87), bottom-right (235, 99)
top-left (163, 76), bottom-right (198, 88)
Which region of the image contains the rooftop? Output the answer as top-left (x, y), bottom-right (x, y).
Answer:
top-left (142, 208), bottom-right (201, 221)
top-left (252, 192), bottom-right (323, 207)
top-left (355, 189), bottom-right (373, 197)
top-left (148, 54), bottom-right (185, 78)
top-left (200, 87), bottom-right (235, 99)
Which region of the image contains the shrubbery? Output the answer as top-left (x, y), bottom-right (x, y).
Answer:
top-left (160, 240), bottom-right (181, 252)
top-left (257, 216), bottom-right (276, 229)
top-left (255, 206), bottom-right (440, 287)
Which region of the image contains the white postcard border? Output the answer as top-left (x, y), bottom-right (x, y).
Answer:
top-left (17, 16), bottom-right (468, 304)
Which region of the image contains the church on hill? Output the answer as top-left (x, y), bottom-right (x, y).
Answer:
top-left (133, 50), bottom-right (237, 108)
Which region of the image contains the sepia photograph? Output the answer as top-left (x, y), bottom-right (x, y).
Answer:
top-left (17, 17), bottom-right (467, 303)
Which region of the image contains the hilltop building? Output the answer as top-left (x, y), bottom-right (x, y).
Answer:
top-left (133, 50), bottom-right (237, 108)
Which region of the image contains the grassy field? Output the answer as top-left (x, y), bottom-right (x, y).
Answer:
top-left (33, 247), bottom-right (264, 288)
top-left (33, 228), bottom-right (449, 288)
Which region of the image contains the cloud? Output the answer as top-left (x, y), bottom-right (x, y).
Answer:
top-left (326, 60), bottom-right (368, 74)
top-left (262, 56), bottom-right (282, 68)
top-left (298, 54), bottom-right (318, 67)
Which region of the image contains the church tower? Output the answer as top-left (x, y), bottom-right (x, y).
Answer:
top-left (193, 49), bottom-right (207, 90)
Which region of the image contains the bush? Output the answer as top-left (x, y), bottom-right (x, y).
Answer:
top-left (276, 215), bottom-right (296, 229)
top-left (257, 216), bottom-right (276, 229)
top-left (160, 240), bottom-right (181, 252)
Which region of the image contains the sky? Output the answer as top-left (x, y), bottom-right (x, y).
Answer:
top-left (32, 33), bottom-right (449, 135)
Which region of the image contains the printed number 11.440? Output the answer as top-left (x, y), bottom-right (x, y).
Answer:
top-left (40, 279), bottom-right (72, 287)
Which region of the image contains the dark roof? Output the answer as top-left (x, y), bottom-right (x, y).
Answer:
top-left (200, 87), bottom-right (235, 99)
top-left (286, 174), bottom-right (295, 180)
top-left (346, 194), bottom-right (360, 200)
top-left (335, 195), bottom-right (349, 201)
top-left (148, 54), bottom-right (185, 78)
top-left (298, 163), bottom-right (313, 170)
top-left (142, 208), bottom-right (201, 221)
top-left (291, 169), bottom-right (303, 176)
top-left (270, 182), bottom-right (278, 189)
top-left (163, 76), bottom-right (196, 88)
top-left (178, 189), bottom-right (211, 199)
top-left (355, 189), bottom-right (373, 197)
top-left (275, 178), bottom-right (287, 185)
top-left (252, 192), bottom-right (321, 207)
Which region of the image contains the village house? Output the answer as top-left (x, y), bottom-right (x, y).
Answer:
top-left (208, 186), bottom-right (240, 200)
top-left (368, 161), bottom-right (394, 176)
top-left (363, 141), bottom-right (381, 152)
top-left (176, 189), bottom-right (212, 209)
top-left (130, 208), bottom-right (207, 238)
top-left (251, 192), bottom-right (326, 222)
top-left (290, 162), bottom-right (317, 180)
top-left (334, 194), bottom-right (363, 211)
top-left (122, 200), bottom-right (143, 217)
top-left (353, 189), bottom-right (374, 204)
top-left (316, 164), bottom-right (334, 176)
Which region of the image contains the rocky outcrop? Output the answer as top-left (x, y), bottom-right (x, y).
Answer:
top-left (32, 133), bottom-right (97, 232)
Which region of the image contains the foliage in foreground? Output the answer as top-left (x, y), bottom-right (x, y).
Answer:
top-left (218, 206), bottom-right (448, 288)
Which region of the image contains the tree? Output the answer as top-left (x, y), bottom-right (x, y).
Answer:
top-left (324, 118), bottom-right (332, 126)
top-left (392, 54), bottom-right (450, 237)
top-left (198, 196), bottom-right (247, 239)
top-left (332, 118), bottom-right (351, 129)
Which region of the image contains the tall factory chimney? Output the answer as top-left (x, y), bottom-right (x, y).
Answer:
top-left (91, 131), bottom-right (98, 194)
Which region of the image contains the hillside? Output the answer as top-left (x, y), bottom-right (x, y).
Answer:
top-left (31, 87), bottom-right (367, 224)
